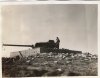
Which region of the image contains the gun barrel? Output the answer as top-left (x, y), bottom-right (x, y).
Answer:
top-left (3, 44), bottom-right (34, 48)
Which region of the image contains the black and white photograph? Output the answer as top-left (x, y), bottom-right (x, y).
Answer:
top-left (1, 4), bottom-right (98, 77)
top-left (0, 0), bottom-right (100, 2)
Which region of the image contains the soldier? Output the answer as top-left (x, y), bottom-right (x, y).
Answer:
top-left (56, 37), bottom-right (60, 49)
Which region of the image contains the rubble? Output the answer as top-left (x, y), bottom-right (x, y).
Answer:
top-left (2, 52), bottom-right (98, 77)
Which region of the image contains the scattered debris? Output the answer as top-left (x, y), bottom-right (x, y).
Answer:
top-left (2, 52), bottom-right (98, 77)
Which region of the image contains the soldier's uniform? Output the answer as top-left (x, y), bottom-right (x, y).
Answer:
top-left (56, 37), bottom-right (60, 49)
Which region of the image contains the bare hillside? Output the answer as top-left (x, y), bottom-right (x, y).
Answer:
top-left (2, 52), bottom-right (98, 77)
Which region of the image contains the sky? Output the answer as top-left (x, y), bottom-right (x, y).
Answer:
top-left (1, 4), bottom-right (97, 57)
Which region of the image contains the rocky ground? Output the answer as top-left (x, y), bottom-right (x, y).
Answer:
top-left (2, 52), bottom-right (98, 77)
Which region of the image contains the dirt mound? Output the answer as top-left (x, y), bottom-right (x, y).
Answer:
top-left (2, 53), bottom-right (98, 77)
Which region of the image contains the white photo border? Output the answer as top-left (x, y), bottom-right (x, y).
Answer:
top-left (0, 1), bottom-right (100, 78)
